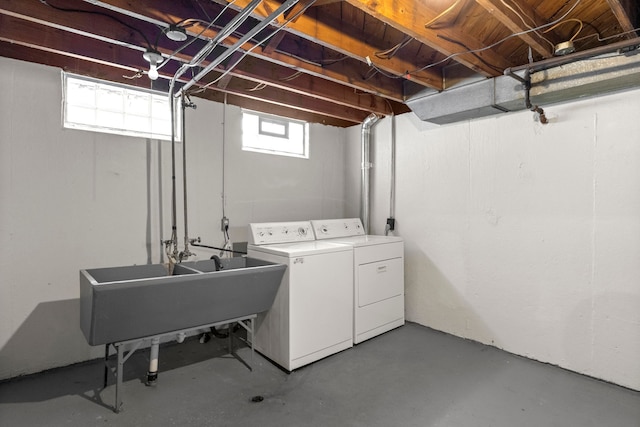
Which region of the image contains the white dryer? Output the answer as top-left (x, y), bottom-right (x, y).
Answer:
top-left (311, 218), bottom-right (404, 344)
top-left (247, 221), bottom-right (353, 371)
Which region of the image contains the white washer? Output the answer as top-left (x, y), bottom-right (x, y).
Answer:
top-left (311, 218), bottom-right (404, 344)
top-left (247, 221), bottom-right (353, 371)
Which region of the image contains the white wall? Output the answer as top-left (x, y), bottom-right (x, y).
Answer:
top-left (367, 91), bottom-right (640, 391)
top-left (0, 57), bottom-right (348, 379)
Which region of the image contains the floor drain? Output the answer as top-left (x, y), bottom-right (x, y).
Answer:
top-left (251, 395), bottom-right (264, 403)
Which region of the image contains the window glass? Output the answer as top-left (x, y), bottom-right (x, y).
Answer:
top-left (242, 110), bottom-right (308, 158)
top-left (63, 73), bottom-right (178, 141)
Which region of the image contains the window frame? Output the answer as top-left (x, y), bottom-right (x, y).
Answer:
top-left (241, 110), bottom-right (309, 159)
top-left (62, 73), bottom-right (179, 141)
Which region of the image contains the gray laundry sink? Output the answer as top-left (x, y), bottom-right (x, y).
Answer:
top-left (80, 258), bottom-right (286, 346)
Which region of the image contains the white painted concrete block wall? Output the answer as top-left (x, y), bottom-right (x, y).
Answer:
top-left (0, 57), bottom-right (347, 379)
top-left (368, 92), bottom-right (640, 390)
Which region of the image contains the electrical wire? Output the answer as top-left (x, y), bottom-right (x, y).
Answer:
top-left (573, 25), bottom-right (640, 43)
top-left (424, 0), bottom-right (463, 29)
top-left (188, 0), bottom-right (318, 94)
top-left (374, 36), bottom-right (413, 60)
top-left (157, 0), bottom-right (240, 72)
top-left (318, 55), bottom-right (350, 65)
top-left (543, 18), bottom-right (583, 42)
top-left (436, 34), bottom-right (503, 73)
top-left (499, 0), bottom-right (555, 50)
top-left (40, 0), bottom-right (153, 49)
top-left (402, 0), bottom-right (583, 76)
top-left (280, 70), bottom-right (303, 81)
top-left (247, 82), bottom-right (268, 91)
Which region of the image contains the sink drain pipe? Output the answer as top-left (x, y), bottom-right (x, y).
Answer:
top-left (146, 337), bottom-right (160, 385)
top-left (361, 113), bottom-right (380, 234)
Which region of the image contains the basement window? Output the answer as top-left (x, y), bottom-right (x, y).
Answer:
top-left (63, 73), bottom-right (177, 141)
top-left (242, 110), bottom-right (309, 158)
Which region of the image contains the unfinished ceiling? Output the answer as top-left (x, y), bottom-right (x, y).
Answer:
top-left (0, 0), bottom-right (638, 127)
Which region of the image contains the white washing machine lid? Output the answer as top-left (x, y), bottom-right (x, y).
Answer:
top-left (323, 234), bottom-right (403, 247)
top-left (247, 240), bottom-right (351, 257)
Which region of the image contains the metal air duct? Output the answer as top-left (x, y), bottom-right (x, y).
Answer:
top-left (361, 113), bottom-right (380, 234)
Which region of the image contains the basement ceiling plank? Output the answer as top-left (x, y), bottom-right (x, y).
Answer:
top-left (75, 0), bottom-right (408, 101)
top-left (199, 71), bottom-right (372, 122)
top-left (0, 40), bottom-right (357, 127)
top-left (216, 0), bottom-right (444, 89)
top-left (224, 56), bottom-right (399, 116)
top-left (346, 0), bottom-right (514, 76)
top-left (474, 0), bottom-right (553, 58)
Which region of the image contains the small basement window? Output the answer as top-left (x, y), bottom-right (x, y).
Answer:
top-left (63, 73), bottom-right (177, 141)
top-left (242, 110), bottom-right (308, 158)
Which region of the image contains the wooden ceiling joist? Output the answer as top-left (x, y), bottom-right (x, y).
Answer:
top-left (75, 0), bottom-right (408, 101)
top-left (474, 0), bottom-right (554, 58)
top-left (346, 0), bottom-right (513, 76)
top-left (0, 0), bottom-right (635, 126)
top-left (0, 0), bottom-right (401, 120)
top-left (218, 0), bottom-right (444, 89)
top-left (606, 0), bottom-right (638, 35)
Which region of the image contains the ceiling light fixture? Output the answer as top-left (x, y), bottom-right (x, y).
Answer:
top-left (143, 49), bottom-right (163, 80)
top-left (165, 25), bottom-right (188, 42)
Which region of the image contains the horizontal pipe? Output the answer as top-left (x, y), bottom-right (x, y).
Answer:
top-left (191, 242), bottom-right (246, 255)
top-left (179, 0), bottom-right (299, 96)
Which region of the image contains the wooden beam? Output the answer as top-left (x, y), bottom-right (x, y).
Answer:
top-left (0, 14), bottom-right (156, 73)
top-left (224, 55), bottom-right (399, 116)
top-left (216, 0), bottom-right (444, 89)
top-left (0, 14), bottom-right (366, 123)
top-left (211, 93), bottom-right (359, 127)
top-left (606, 0), bottom-right (638, 35)
top-left (0, 0), bottom-right (400, 114)
top-left (261, 0), bottom-right (315, 55)
top-left (474, 0), bottom-right (553, 58)
top-left (0, 40), bottom-right (358, 127)
top-left (78, 0), bottom-right (407, 100)
top-left (345, 0), bottom-right (513, 77)
top-left (199, 71), bottom-right (371, 122)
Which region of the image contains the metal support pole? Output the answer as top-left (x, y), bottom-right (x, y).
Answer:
top-left (103, 344), bottom-right (110, 388)
top-left (115, 344), bottom-right (124, 413)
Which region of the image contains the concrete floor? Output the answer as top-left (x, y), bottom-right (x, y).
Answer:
top-left (1, 323), bottom-right (638, 427)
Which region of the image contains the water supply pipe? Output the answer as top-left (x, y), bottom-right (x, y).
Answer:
top-left (180, 94), bottom-right (197, 261)
top-left (177, 0), bottom-right (300, 96)
top-left (165, 90), bottom-right (179, 268)
top-left (361, 113), bottom-right (380, 234)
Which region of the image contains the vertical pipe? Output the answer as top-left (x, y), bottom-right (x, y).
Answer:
top-left (181, 94), bottom-right (191, 258)
top-left (361, 114), bottom-right (380, 234)
top-left (169, 92), bottom-right (178, 264)
top-left (389, 114), bottom-right (396, 219)
top-left (147, 337), bottom-right (160, 386)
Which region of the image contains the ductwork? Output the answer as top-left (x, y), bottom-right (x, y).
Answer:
top-left (407, 38), bottom-right (640, 125)
top-left (361, 113), bottom-right (380, 234)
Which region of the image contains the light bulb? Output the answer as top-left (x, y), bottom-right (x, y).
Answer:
top-left (143, 49), bottom-right (163, 81)
top-left (148, 63), bottom-right (159, 80)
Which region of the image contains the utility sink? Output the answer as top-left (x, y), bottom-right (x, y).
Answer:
top-left (80, 258), bottom-right (286, 346)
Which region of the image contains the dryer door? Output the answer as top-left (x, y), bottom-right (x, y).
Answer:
top-left (357, 257), bottom-right (403, 307)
